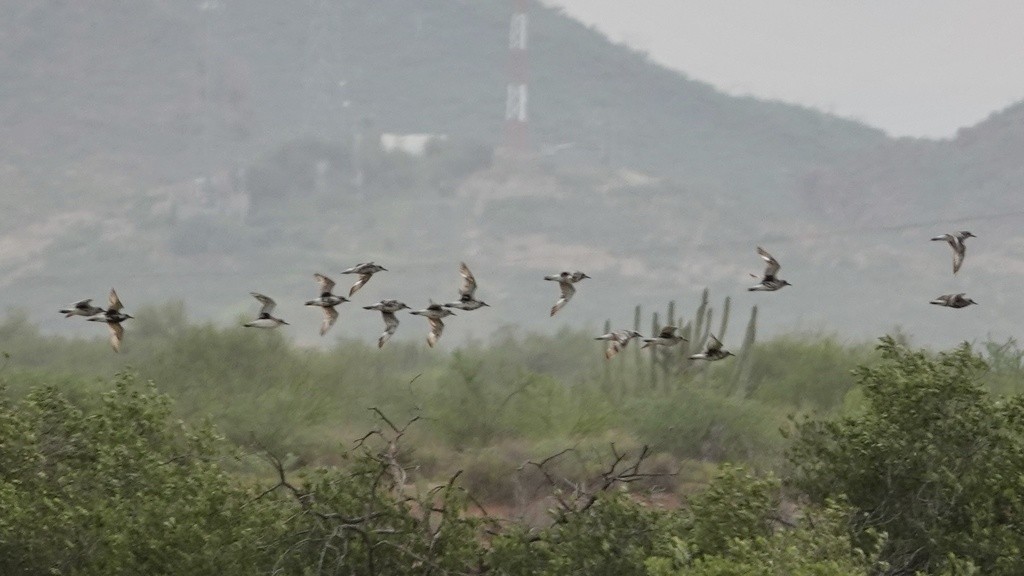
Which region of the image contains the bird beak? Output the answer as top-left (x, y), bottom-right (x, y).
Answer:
top-left (282, 320), bottom-right (290, 325)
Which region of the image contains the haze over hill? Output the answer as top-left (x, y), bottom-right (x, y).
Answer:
top-left (1, 0), bottom-right (1022, 348)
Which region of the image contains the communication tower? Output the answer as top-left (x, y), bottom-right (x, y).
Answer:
top-left (504, 0), bottom-right (529, 153)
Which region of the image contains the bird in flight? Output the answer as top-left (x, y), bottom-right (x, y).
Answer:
top-left (443, 262), bottom-right (490, 311)
top-left (931, 231), bottom-right (975, 274)
top-left (304, 273), bottom-right (349, 336)
top-left (87, 288), bottom-right (133, 352)
top-left (341, 262), bottom-right (387, 297)
top-left (595, 329), bottom-right (643, 359)
top-left (929, 293), bottom-right (977, 309)
top-left (641, 325), bottom-right (687, 349)
top-left (244, 292), bottom-right (289, 328)
top-left (60, 298), bottom-right (104, 318)
top-left (544, 271), bottom-right (590, 316)
top-left (410, 302), bottom-right (455, 348)
top-left (689, 334), bottom-right (734, 361)
top-left (364, 299), bottom-right (410, 348)
top-left (748, 247), bottom-right (791, 291)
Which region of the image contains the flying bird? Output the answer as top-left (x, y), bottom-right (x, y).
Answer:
top-left (641, 325), bottom-right (687, 349)
top-left (363, 299), bottom-right (410, 348)
top-left (59, 298), bottom-right (104, 318)
top-left (748, 246), bottom-right (791, 291)
top-left (689, 334), bottom-right (735, 361)
top-left (244, 292), bottom-right (289, 328)
top-left (929, 293), bottom-right (977, 309)
top-left (341, 262), bottom-right (387, 297)
top-left (544, 271), bottom-right (590, 316)
top-left (410, 302), bottom-right (455, 348)
top-left (931, 231), bottom-right (975, 274)
top-left (304, 273), bottom-right (349, 336)
top-left (595, 329), bottom-right (643, 359)
top-left (87, 288), bottom-right (133, 352)
top-left (443, 262), bottom-right (490, 311)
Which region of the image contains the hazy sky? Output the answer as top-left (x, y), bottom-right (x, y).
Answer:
top-left (543, 1), bottom-right (1024, 139)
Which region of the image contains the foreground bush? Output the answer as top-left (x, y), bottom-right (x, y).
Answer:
top-left (789, 336), bottom-right (1024, 574)
top-left (0, 374), bottom-right (285, 575)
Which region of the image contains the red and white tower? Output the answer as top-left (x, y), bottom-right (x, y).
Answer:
top-left (504, 0), bottom-right (529, 154)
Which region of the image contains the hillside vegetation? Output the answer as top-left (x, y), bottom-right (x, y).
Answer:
top-left (3, 1), bottom-right (1024, 345)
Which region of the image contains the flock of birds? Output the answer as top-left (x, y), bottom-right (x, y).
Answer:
top-left (57, 232), bottom-right (976, 355)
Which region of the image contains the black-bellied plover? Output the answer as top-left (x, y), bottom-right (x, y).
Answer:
top-left (443, 262), bottom-right (490, 311)
top-left (305, 273), bottom-right (349, 336)
top-left (87, 288), bottom-right (133, 352)
top-left (363, 299), bottom-right (409, 348)
top-left (595, 329), bottom-right (643, 359)
top-left (748, 246), bottom-right (791, 291)
top-left (641, 325), bottom-right (687, 348)
top-left (410, 302), bottom-right (455, 348)
top-left (544, 271), bottom-right (589, 316)
top-left (341, 262), bottom-right (387, 297)
top-left (244, 292), bottom-right (289, 328)
top-left (59, 298), bottom-right (104, 318)
top-left (930, 293), bottom-right (977, 309)
top-left (931, 231), bottom-right (975, 275)
top-left (689, 334), bottom-right (734, 361)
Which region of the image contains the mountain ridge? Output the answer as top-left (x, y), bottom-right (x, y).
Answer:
top-left (1, 0), bottom-right (1023, 348)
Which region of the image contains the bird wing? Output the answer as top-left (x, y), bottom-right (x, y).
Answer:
top-left (108, 322), bottom-right (124, 353)
top-left (379, 311), bottom-right (399, 348)
top-left (250, 292), bottom-right (276, 315)
top-left (320, 306), bottom-right (339, 336)
top-left (756, 247), bottom-right (781, 278)
top-left (559, 280), bottom-right (576, 300)
top-left (73, 298), bottom-right (94, 309)
top-left (349, 273), bottom-right (373, 297)
top-left (605, 340), bottom-right (623, 359)
top-left (658, 325), bottom-right (677, 339)
top-left (427, 317), bottom-right (445, 348)
top-left (550, 282), bottom-right (576, 316)
top-left (458, 262), bottom-right (477, 298)
top-left (108, 289), bottom-right (124, 312)
top-left (952, 243), bottom-right (966, 274)
top-left (343, 262), bottom-right (368, 274)
top-left (314, 273), bottom-right (336, 295)
top-left (706, 333), bottom-right (723, 353)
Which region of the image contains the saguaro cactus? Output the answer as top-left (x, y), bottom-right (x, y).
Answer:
top-left (612, 289), bottom-right (757, 392)
top-left (731, 304), bottom-right (758, 397)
